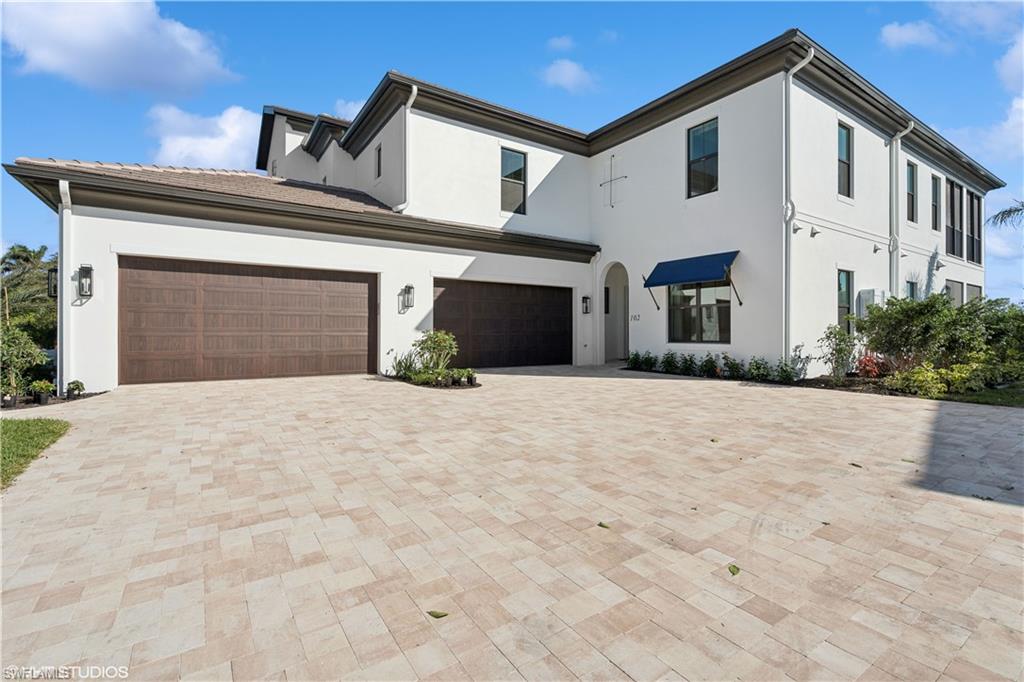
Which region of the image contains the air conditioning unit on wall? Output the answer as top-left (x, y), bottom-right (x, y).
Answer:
top-left (857, 289), bottom-right (887, 318)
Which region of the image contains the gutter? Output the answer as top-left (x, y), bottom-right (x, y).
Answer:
top-left (57, 180), bottom-right (72, 396)
top-left (782, 46), bottom-right (814, 361)
top-left (889, 120), bottom-right (914, 296)
top-left (393, 84), bottom-right (418, 213)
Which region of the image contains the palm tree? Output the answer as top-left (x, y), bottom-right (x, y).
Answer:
top-left (988, 199), bottom-right (1024, 228)
top-left (1, 244), bottom-right (53, 328)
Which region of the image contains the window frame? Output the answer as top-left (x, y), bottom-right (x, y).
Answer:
top-left (946, 179), bottom-right (964, 258)
top-left (945, 279), bottom-right (964, 307)
top-left (837, 269), bottom-right (854, 334)
top-left (686, 117), bottom-right (719, 199)
top-left (966, 190), bottom-right (982, 265)
top-left (667, 280), bottom-right (731, 344)
top-left (905, 280), bottom-right (918, 300)
top-left (837, 123), bottom-right (853, 199)
top-left (500, 147), bottom-right (527, 215)
top-left (374, 143), bottom-right (382, 180)
top-left (906, 161), bottom-right (917, 223)
top-left (604, 286), bottom-right (610, 315)
top-left (931, 174), bottom-right (941, 231)
top-left (966, 284), bottom-right (983, 302)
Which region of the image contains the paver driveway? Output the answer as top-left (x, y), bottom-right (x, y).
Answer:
top-left (2, 367), bottom-right (1022, 681)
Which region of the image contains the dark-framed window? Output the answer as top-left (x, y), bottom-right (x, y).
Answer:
top-left (374, 144), bottom-right (382, 179)
top-left (905, 280), bottom-right (918, 300)
top-left (931, 175), bottom-right (941, 231)
top-left (500, 148), bottom-right (526, 214)
top-left (946, 179), bottom-right (963, 258)
top-left (687, 118), bottom-right (718, 198)
top-left (945, 279), bottom-right (964, 307)
top-left (838, 269), bottom-right (853, 333)
top-left (838, 123), bottom-right (852, 198)
top-left (668, 281), bottom-right (730, 343)
top-left (966, 190), bottom-right (982, 264)
top-left (604, 286), bottom-right (610, 315)
top-left (966, 284), bottom-right (982, 302)
top-left (906, 162), bottom-right (917, 222)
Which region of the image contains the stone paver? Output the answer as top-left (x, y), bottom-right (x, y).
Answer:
top-left (2, 366), bottom-right (1022, 681)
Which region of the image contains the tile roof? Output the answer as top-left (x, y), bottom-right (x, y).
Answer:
top-left (12, 157), bottom-right (395, 216)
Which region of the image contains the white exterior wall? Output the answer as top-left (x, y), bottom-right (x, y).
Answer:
top-left (405, 111), bottom-right (591, 242)
top-left (790, 82), bottom-right (985, 374)
top-left (59, 205), bottom-right (594, 392)
top-left (351, 112), bottom-right (405, 207)
top-left (589, 74), bottom-right (786, 365)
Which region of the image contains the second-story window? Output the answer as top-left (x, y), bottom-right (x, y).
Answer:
top-left (906, 162), bottom-right (917, 223)
top-left (967, 190), bottom-right (982, 264)
top-left (931, 175), bottom-right (941, 231)
top-left (838, 123), bottom-right (853, 198)
top-left (374, 144), bottom-right (382, 179)
top-left (687, 118), bottom-right (718, 198)
top-left (500, 148), bottom-right (526, 214)
top-left (946, 179), bottom-right (963, 258)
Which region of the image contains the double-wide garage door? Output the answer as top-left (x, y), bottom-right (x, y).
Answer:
top-left (433, 278), bottom-right (572, 368)
top-left (119, 256), bottom-right (377, 384)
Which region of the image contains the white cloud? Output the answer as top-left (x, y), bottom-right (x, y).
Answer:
top-left (546, 35), bottom-right (575, 51)
top-left (149, 105), bottom-right (261, 170)
top-left (929, 1), bottom-right (1022, 40)
top-left (541, 59), bottom-right (596, 94)
top-left (1, 1), bottom-right (233, 93)
top-left (945, 96), bottom-right (1024, 162)
top-left (996, 32), bottom-right (1023, 94)
top-left (880, 20), bottom-right (947, 50)
top-left (334, 99), bottom-right (366, 121)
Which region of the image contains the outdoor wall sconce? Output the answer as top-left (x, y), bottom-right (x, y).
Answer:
top-left (873, 244), bottom-right (882, 253)
top-left (809, 226), bottom-right (821, 238)
top-left (47, 267), bottom-right (58, 298)
top-left (77, 264), bottom-right (93, 298)
top-left (400, 284), bottom-right (415, 310)
top-left (582, 296), bottom-right (591, 314)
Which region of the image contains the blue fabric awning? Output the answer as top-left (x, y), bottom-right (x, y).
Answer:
top-left (644, 250), bottom-right (739, 288)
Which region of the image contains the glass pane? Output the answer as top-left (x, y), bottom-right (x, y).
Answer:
top-left (501, 179), bottom-right (524, 213)
top-left (838, 271), bottom-right (850, 306)
top-left (700, 284), bottom-right (730, 306)
top-left (689, 157), bottom-right (718, 197)
top-left (717, 305), bottom-right (731, 343)
top-left (838, 125), bottom-right (850, 161)
top-left (838, 162), bottom-right (850, 197)
top-left (501, 149), bottom-right (525, 182)
top-left (688, 125), bottom-right (703, 161)
top-left (669, 307), bottom-right (698, 342)
top-left (700, 305), bottom-right (721, 342)
top-left (669, 285), bottom-right (697, 308)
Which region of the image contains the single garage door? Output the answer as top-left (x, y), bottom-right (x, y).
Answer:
top-left (119, 256), bottom-right (377, 384)
top-left (433, 278), bottom-right (572, 368)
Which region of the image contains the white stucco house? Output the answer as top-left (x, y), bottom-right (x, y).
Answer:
top-left (5, 29), bottom-right (1002, 393)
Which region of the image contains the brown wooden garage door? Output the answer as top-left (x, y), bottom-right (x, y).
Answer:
top-left (433, 278), bottom-right (572, 368)
top-left (119, 256), bottom-right (376, 384)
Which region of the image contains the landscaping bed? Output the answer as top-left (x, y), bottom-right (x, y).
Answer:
top-left (386, 330), bottom-right (480, 390)
top-left (1, 391), bottom-right (105, 411)
top-left (1, 418), bottom-right (70, 488)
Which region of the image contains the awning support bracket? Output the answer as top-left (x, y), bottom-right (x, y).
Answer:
top-left (640, 274), bottom-right (661, 311)
top-left (726, 266), bottom-right (744, 306)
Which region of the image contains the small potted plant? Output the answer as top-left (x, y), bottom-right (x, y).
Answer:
top-left (451, 369), bottom-right (464, 387)
top-left (1, 392), bottom-right (17, 409)
top-left (30, 379), bottom-right (55, 405)
top-left (465, 369), bottom-right (477, 386)
top-left (66, 379), bottom-right (85, 400)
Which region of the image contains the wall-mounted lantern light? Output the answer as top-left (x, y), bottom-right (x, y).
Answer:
top-left (47, 267), bottom-right (58, 298)
top-left (77, 264), bottom-right (93, 298)
top-left (582, 295), bottom-right (591, 314)
top-left (401, 284), bottom-right (415, 310)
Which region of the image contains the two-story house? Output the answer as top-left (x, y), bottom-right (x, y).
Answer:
top-left (5, 29), bottom-right (1002, 392)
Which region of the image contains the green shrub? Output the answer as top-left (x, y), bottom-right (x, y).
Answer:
top-left (817, 324), bottom-right (858, 385)
top-left (626, 350), bottom-right (641, 369)
top-left (1, 324), bottom-right (47, 394)
top-left (29, 379), bottom-right (54, 395)
top-left (389, 350), bottom-right (420, 380)
top-left (699, 353), bottom-right (720, 378)
top-left (413, 330), bottom-right (458, 371)
top-left (678, 353), bottom-right (697, 376)
top-left (659, 351), bottom-right (679, 374)
top-left (747, 356), bottom-right (772, 382)
top-left (775, 358), bottom-right (796, 384)
top-left (884, 363), bottom-right (947, 398)
top-left (721, 353), bottom-right (745, 379)
top-left (66, 380), bottom-right (85, 394)
top-left (941, 360), bottom-right (987, 394)
top-left (639, 351), bottom-right (657, 371)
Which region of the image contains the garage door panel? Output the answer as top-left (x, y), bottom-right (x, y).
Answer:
top-left (119, 256), bottom-right (377, 384)
top-left (433, 278), bottom-right (571, 368)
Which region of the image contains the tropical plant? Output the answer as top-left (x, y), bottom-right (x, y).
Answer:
top-left (698, 353), bottom-right (719, 378)
top-left (389, 350), bottom-right (420, 380)
top-left (817, 324), bottom-right (858, 385)
top-left (775, 357), bottom-right (797, 384)
top-left (29, 379), bottom-right (54, 396)
top-left (678, 353), bottom-right (697, 376)
top-left (639, 351), bottom-right (657, 371)
top-left (987, 199), bottom-right (1023, 228)
top-left (1, 244), bottom-right (57, 347)
top-left (626, 350), bottom-right (641, 369)
top-left (884, 363), bottom-right (948, 399)
top-left (1, 323), bottom-right (47, 394)
top-left (413, 330), bottom-right (458, 371)
top-left (721, 353), bottom-right (745, 379)
top-left (855, 354), bottom-right (885, 378)
top-left (659, 351), bottom-right (679, 374)
top-left (66, 379), bottom-right (85, 396)
top-left (747, 356), bottom-right (772, 382)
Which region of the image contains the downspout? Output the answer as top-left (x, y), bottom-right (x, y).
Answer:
top-left (393, 84), bottom-right (419, 213)
top-left (783, 46), bottom-right (814, 360)
top-left (57, 180), bottom-right (72, 396)
top-left (888, 120), bottom-right (914, 296)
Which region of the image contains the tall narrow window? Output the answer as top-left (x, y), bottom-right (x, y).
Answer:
top-left (905, 280), bottom-right (918, 300)
top-left (837, 270), bottom-right (853, 333)
top-left (946, 179), bottom-right (963, 257)
top-left (837, 123), bottom-right (852, 198)
top-left (374, 144), bottom-right (382, 179)
top-left (668, 281), bottom-right (730, 343)
top-left (687, 118), bottom-right (718, 198)
top-left (604, 287), bottom-right (610, 315)
top-left (906, 162), bottom-right (917, 222)
top-left (945, 279), bottom-right (964, 307)
top-left (966, 284), bottom-right (982, 302)
top-left (500, 148), bottom-right (526, 214)
top-left (931, 175), bottom-right (941, 231)
top-left (966, 191), bottom-right (982, 264)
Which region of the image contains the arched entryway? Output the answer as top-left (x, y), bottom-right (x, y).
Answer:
top-left (602, 262), bottom-right (629, 362)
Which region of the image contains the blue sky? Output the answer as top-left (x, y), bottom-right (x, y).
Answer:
top-left (2, 1), bottom-right (1021, 299)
